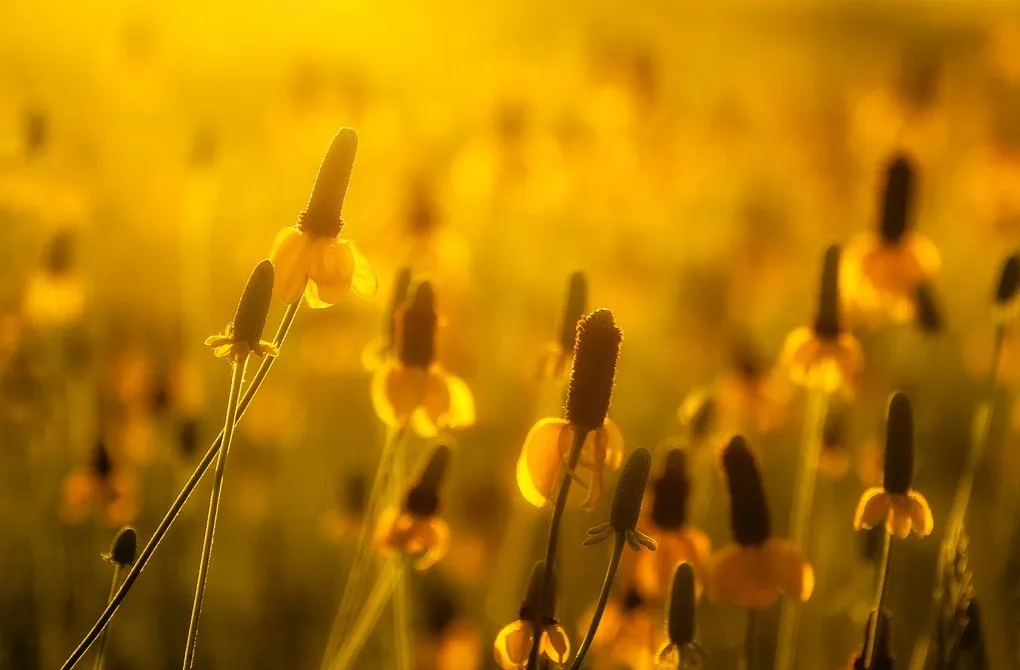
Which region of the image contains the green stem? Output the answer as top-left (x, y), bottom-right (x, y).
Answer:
top-left (570, 534), bottom-right (625, 669)
top-left (91, 564), bottom-right (122, 670)
top-left (864, 532), bottom-right (894, 669)
top-left (743, 609), bottom-right (757, 670)
top-left (182, 355), bottom-right (248, 669)
top-left (60, 300), bottom-right (302, 670)
top-left (529, 427), bottom-right (588, 668)
top-left (330, 558), bottom-right (403, 670)
top-left (391, 441), bottom-right (412, 670)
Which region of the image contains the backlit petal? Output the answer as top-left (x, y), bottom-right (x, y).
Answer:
top-left (308, 237), bottom-right (355, 287)
top-left (493, 620), bottom-right (534, 669)
top-left (601, 419), bottom-right (625, 470)
top-left (268, 227), bottom-right (311, 304)
top-left (710, 544), bottom-right (777, 608)
top-left (516, 419), bottom-right (569, 507)
top-left (853, 488), bottom-right (889, 530)
top-left (443, 370), bottom-right (476, 429)
top-left (907, 490), bottom-right (935, 536)
top-left (889, 496), bottom-right (914, 538)
top-left (371, 362), bottom-right (427, 427)
top-left (541, 624), bottom-right (571, 664)
top-left (348, 241), bottom-right (379, 298)
top-left (414, 517), bottom-right (450, 570)
top-left (766, 538), bottom-right (814, 602)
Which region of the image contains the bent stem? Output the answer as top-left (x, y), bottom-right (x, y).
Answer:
top-left (570, 534), bottom-right (625, 669)
top-left (774, 388), bottom-right (828, 669)
top-left (528, 428), bottom-right (589, 668)
top-left (864, 531), bottom-right (894, 669)
top-left (91, 564), bottom-right (123, 670)
top-left (182, 356), bottom-right (248, 669)
top-left (330, 557), bottom-right (403, 670)
top-left (60, 300), bottom-right (302, 670)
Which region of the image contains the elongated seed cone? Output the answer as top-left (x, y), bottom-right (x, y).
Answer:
top-left (565, 309), bottom-right (622, 429)
top-left (879, 155), bottom-right (914, 244)
top-left (995, 253), bottom-right (1020, 306)
top-left (45, 230), bottom-right (75, 276)
top-left (520, 561), bottom-right (557, 622)
top-left (813, 245), bottom-right (842, 339)
top-left (914, 282), bottom-right (942, 334)
top-left (232, 260), bottom-right (275, 349)
top-left (91, 440), bottom-right (113, 480)
top-left (883, 393), bottom-right (914, 495)
top-left (558, 272), bottom-right (588, 353)
top-left (665, 563), bottom-right (697, 645)
top-left (650, 449), bottom-right (690, 531)
top-left (722, 436), bottom-right (771, 546)
top-left (398, 281), bottom-right (438, 368)
top-left (386, 267), bottom-right (413, 346)
top-left (405, 445), bottom-right (451, 517)
top-left (298, 128), bottom-right (358, 237)
top-left (105, 526), bottom-right (138, 566)
top-left (610, 448), bottom-right (652, 532)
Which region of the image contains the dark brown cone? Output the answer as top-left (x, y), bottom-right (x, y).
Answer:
top-left (297, 128), bottom-right (358, 237)
top-left (405, 445), bottom-right (451, 517)
top-left (558, 272), bottom-right (588, 353)
top-left (385, 267), bottom-right (413, 347)
top-left (650, 449), bottom-right (690, 531)
top-left (232, 260), bottom-right (275, 349)
top-left (397, 281), bottom-right (438, 368)
top-left (995, 253), bottom-right (1020, 306)
top-left (91, 440), bottom-right (113, 481)
top-left (564, 309), bottom-right (622, 429)
top-left (813, 245), bottom-right (842, 339)
top-left (106, 526), bottom-right (138, 566)
top-left (883, 392), bottom-right (914, 495)
top-left (914, 282), bottom-right (942, 334)
top-left (610, 449), bottom-right (651, 532)
top-left (879, 155), bottom-right (915, 244)
top-left (520, 561), bottom-right (557, 623)
top-left (44, 230), bottom-right (75, 276)
top-left (722, 435), bottom-right (771, 546)
top-left (665, 563), bottom-right (696, 646)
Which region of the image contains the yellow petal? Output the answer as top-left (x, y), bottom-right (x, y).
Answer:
top-left (348, 241), bottom-right (379, 299)
top-left (308, 237), bottom-right (355, 287)
top-left (766, 538), bottom-right (814, 602)
top-left (853, 488), bottom-right (889, 530)
top-left (371, 362), bottom-right (427, 428)
top-left (268, 227), bottom-right (311, 304)
top-left (656, 643), bottom-right (680, 669)
top-left (907, 490), bottom-right (935, 536)
top-left (443, 371), bottom-right (476, 429)
top-left (541, 624), bottom-right (571, 664)
top-left (889, 496), bottom-right (914, 538)
top-left (600, 419), bottom-right (625, 470)
top-left (493, 620), bottom-right (534, 669)
top-left (516, 419), bottom-right (569, 508)
top-left (361, 336), bottom-right (391, 372)
top-left (414, 517), bottom-right (450, 571)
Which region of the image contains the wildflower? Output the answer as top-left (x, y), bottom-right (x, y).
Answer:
top-left (268, 127), bottom-right (378, 307)
top-left (104, 526), bottom-right (138, 566)
top-left (24, 229), bottom-right (85, 328)
top-left (60, 440), bottom-right (138, 527)
top-left (780, 245), bottom-right (863, 395)
top-left (993, 252), bottom-right (1020, 324)
top-left (656, 564), bottom-right (706, 669)
top-left (517, 309), bottom-right (624, 510)
top-left (361, 266), bottom-right (412, 371)
top-left (374, 445), bottom-right (452, 570)
top-left (204, 260), bottom-right (279, 364)
top-left (711, 341), bottom-right (789, 435)
top-left (493, 561), bottom-right (571, 669)
top-left (843, 154), bottom-right (940, 322)
top-left (370, 281), bottom-right (475, 437)
top-left (853, 392), bottom-right (934, 538)
top-left (634, 449), bottom-right (711, 599)
top-left (537, 271), bottom-right (587, 380)
top-left (582, 447), bottom-right (657, 550)
top-left (709, 435), bottom-right (814, 608)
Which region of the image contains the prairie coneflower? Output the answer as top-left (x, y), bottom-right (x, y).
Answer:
top-left (370, 281), bottom-right (475, 437)
top-left (268, 128), bottom-right (378, 307)
top-left (374, 445), bottom-right (452, 570)
top-left (493, 561), bottom-right (571, 669)
top-left (711, 342), bottom-right (789, 435)
top-left (362, 266), bottom-right (413, 371)
top-left (94, 526), bottom-right (137, 670)
top-left (24, 229), bottom-right (85, 328)
top-left (635, 448), bottom-right (711, 599)
top-left (710, 436), bottom-right (814, 608)
top-left (993, 252), bottom-right (1020, 325)
top-left (517, 309), bottom-right (624, 510)
top-left (538, 271), bottom-right (587, 380)
top-left (781, 245), bottom-right (863, 395)
top-left (843, 154), bottom-right (940, 322)
top-left (656, 563), bottom-right (706, 669)
top-left (854, 392), bottom-right (934, 539)
top-left (60, 440), bottom-right (138, 527)
top-left (204, 260), bottom-right (279, 364)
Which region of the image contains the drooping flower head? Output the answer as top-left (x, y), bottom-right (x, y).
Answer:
top-left (656, 563), bottom-right (706, 669)
top-left (710, 435), bottom-right (814, 608)
top-left (854, 392), bottom-right (934, 538)
top-left (493, 561), bottom-right (571, 669)
top-left (517, 309), bottom-right (625, 510)
top-left (375, 444), bottom-right (452, 570)
top-left (205, 260), bottom-right (279, 364)
top-left (710, 340), bottom-right (790, 435)
top-left (781, 245), bottom-right (863, 394)
top-left (583, 448), bottom-right (657, 551)
top-left (61, 439), bottom-right (138, 527)
top-left (539, 271), bottom-right (588, 380)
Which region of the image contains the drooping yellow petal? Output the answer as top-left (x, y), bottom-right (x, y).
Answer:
top-left (541, 623), bottom-right (571, 664)
top-left (411, 369), bottom-right (451, 437)
top-left (889, 496), bottom-right (915, 538)
top-left (414, 517), bottom-right (450, 571)
top-left (443, 371), bottom-right (476, 429)
top-left (516, 419), bottom-right (569, 508)
top-left (371, 362), bottom-right (427, 427)
top-left (493, 620), bottom-right (534, 669)
top-left (907, 490), bottom-right (935, 536)
top-left (853, 487), bottom-right (890, 530)
top-left (307, 237), bottom-right (355, 287)
top-left (348, 240), bottom-right (379, 298)
top-left (710, 545), bottom-right (777, 608)
top-left (600, 419), bottom-right (625, 470)
top-left (268, 227), bottom-right (312, 304)
top-left (766, 538), bottom-right (814, 602)
top-left (656, 642), bottom-right (680, 669)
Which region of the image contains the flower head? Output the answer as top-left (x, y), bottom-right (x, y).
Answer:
top-left (104, 526), bottom-right (138, 566)
top-left (24, 229), bottom-right (85, 328)
top-left (853, 392), bottom-right (934, 538)
top-left (583, 448), bottom-right (658, 551)
top-left (517, 309), bottom-right (625, 510)
top-left (781, 245), bottom-right (863, 395)
top-left (205, 260), bottom-right (279, 364)
top-left (60, 440), bottom-right (138, 527)
top-left (538, 271), bottom-right (587, 380)
top-left (656, 563), bottom-right (707, 669)
top-left (374, 444), bottom-right (452, 570)
top-left (493, 561), bottom-right (571, 669)
top-left (709, 435), bottom-right (814, 608)
top-left (370, 281), bottom-right (475, 436)
top-left (269, 128), bottom-right (378, 307)
top-left (993, 252), bottom-right (1020, 324)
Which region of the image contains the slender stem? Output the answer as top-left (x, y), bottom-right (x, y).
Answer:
top-left (330, 558), bottom-right (402, 670)
top-left (182, 356), bottom-right (248, 669)
top-left (864, 532), bottom-right (894, 669)
top-left (60, 300), bottom-right (302, 670)
top-left (91, 564), bottom-right (122, 670)
top-left (743, 609), bottom-right (757, 670)
top-left (391, 440), bottom-right (412, 670)
top-left (570, 534), bottom-right (625, 669)
top-left (529, 427), bottom-right (589, 668)
top-left (774, 388), bottom-right (828, 669)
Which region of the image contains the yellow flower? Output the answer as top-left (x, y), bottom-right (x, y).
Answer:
top-left (204, 260), bottom-right (279, 364)
top-left (781, 245), bottom-right (863, 395)
top-left (709, 436), bottom-right (814, 609)
top-left (656, 564), bottom-right (706, 670)
top-left (493, 561), bottom-right (571, 669)
top-left (24, 230), bottom-right (85, 328)
top-left (842, 155), bottom-right (940, 323)
top-left (370, 281), bottom-right (475, 437)
top-left (374, 445), bottom-right (452, 570)
top-left (536, 271), bottom-right (587, 380)
top-left (517, 309), bottom-right (624, 510)
top-left (268, 128), bottom-right (378, 307)
top-left (60, 441), bottom-right (138, 527)
top-left (853, 393), bottom-right (934, 539)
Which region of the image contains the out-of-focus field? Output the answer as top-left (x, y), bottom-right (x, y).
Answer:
top-left (2, 1), bottom-right (1020, 668)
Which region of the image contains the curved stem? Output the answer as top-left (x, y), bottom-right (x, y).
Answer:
top-left (182, 356), bottom-right (248, 669)
top-left (91, 564), bottom-right (122, 670)
top-left (330, 558), bottom-right (402, 670)
top-left (570, 534), bottom-right (625, 669)
top-left (60, 300), bottom-right (302, 670)
top-left (528, 427), bottom-right (588, 668)
top-left (864, 532), bottom-right (894, 669)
